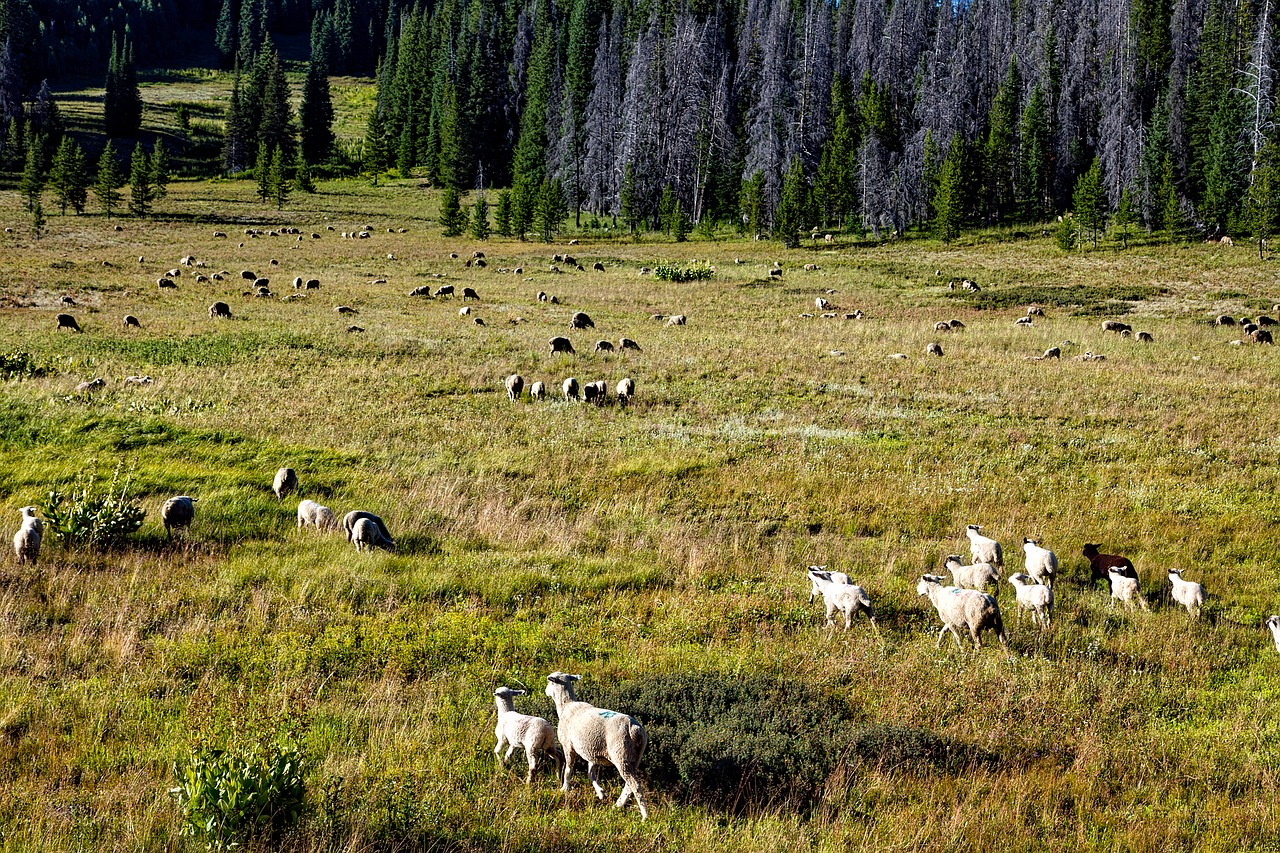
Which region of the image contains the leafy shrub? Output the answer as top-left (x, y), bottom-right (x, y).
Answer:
top-left (171, 738), bottom-right (306, 850)
top-left (653, 262), bottom-right (714, 282)
top-left (598, 672), bottom-right (856, 811)
top-left (0, 351), bottom-right (52, 379)
top-left (39, 462), bottom-right (146, 550)
top-left (849, 724), bottom-right (993, 774)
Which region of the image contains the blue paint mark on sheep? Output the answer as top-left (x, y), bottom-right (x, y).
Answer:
top-left (598, 710), bottom-right (618, 719)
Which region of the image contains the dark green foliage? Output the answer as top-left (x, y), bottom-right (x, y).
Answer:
top-left (620, 164), bottom-right (642, 235)
top-left (0, 350), bottom-right (52, 379)
top-left (1158, 153), bottom-right (1183, 237)
top-left (103, 33), bottom-right (142, 138)
top-left (94, 140), bottom-right (123, 218)
top-left (815, 77), bottom-right (857, 227)
top-left (1115, 186), bottom-right (1136, 249)
top-left (653, 262), bottom-right (713, 282)
top-left (222, 76), bottom-right (252, 175)
top-left (128, 142), bottom-right (154, 217)
top-left (849, 725), bottom-right (992, 774)
top-left (269, 145), bottom-right (289, 209)
top-left (29, 197), bottom-right (42, 238)
top-left (1244, 139), bottom-right (1280, 259)
top-left (151, 140), bottom-right (169, 201)
top-left (470, 192), bottom-right (490, 240)
top-left (775, 158), bottom-right (808, 247)
top-left (39, 463), bottom-right (146, 550)
top-left (1072, 158), bottom-right (1106, 248)
top-left (300, 57), bottom-right (335, 166)
top-left (255, 141), bottom-right (271, 203)
top-left (933, 138), bottom-right (965, 243)
top-left (214, 0), bottom-right (236, 68)
top-left (495, 189), bottom-right (513, 237)
top-left (172, 738), bottom-right (305, 849)
top-left (983, 59), bottom-right (1020, 222)
top-left (1055, 215), bottom-right (1077, 252)
top-left (672, 200), bottom-right (690, 242)
top-left (439, 184), bottom-right (467, 237)
top-left (1199, 92), bottom-right (1248, 235)
top-left (295, 161), bottom-right (315, 194)
top-left (19, 139), bottom-right (42, 211)
top-left (1018, 85), bottom-right (1051, 222)
top-left (659, 185), bottom-right (676, 236)
top-left (740, 170), bottom-right (766, 236)
top-left (534, 178), bottom-right (567, 243)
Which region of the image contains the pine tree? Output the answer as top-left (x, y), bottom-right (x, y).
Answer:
top-left (362, 106), bottom-right (388, 174)
top-left (51, 136), bottom-right (88, 214)
top-left (740, 171), bottom-right (767, 237)
top-left (921, 130), bottom-right (941, 221)
top-left (437, 82), bottom-right (468, 190)
top-left (1, 116), bottom-right (21, 170)
top-left (439, 185), bottom-right (467, 237)
top-left (535, 178), bottom-right (567, 243)
top-left (1158, 153), bottom-right (1183, 238)
top-left (269, 145), bottom-right (290, 209)
top-left (775, 158), bottom-right (807, 248)
top-left (471, 192), bottom-right (490, 240)
top-left (814, 77), bottom-right (857, 228)
top-left (495, 189), bottom-right (513, 237)
top-left (933, 139), bottom-right (965, 243)
top-left (255, 141), bottom-right (271, 202)
top-left (1072, 159), bottom-right (1107, 249)
top-left (983, 59), bottom-right (1020, 224)
top-left (215, 0), bottom-right (236, 68)
top-left (1115, 186), bottom-right (1136, 249)
top-left (1018, 85), bottom-right (1051, 222)
top-left (620, 164), bottom-right (642, 235)
top-left (103, 35), bottom-right (143, 138)
top-left (30, 197), bottom-right (43, 239)
top-left (511, 0), bottom-right (555, 237)
top-left (300, 55), bottom-right (335, 165)
top-left (20, 141), bottom-right (43, 212)
top-left (658, 185), bottom-right (676, 236)
top-left (128, 142), bottom-right (154, 217)
top-left (259, 50), bottom-right (296, 165)
top-left (1200, 93), bottom-right (1248, 236)
top-left (151, 140), bottom-right (169, 201)
top-left (296, 161), bottom-right (315, 193)
top-left (222, 75), bottom-right (253, 174)
top-left (94, 141), bottom-right (123, 218)
top-left (1244, 139), bottom-right (1280, 259)
top-left (672, 200), bottom-right (690, 243)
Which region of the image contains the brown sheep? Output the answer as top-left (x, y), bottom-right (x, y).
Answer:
top-left (209, 302), bottom-right (232, 319)
top-left (56, 313), bottom-right (82, 332)
top-left (549, 336), bottom-right (576, 354)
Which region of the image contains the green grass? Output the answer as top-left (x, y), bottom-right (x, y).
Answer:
top-left (1, 175), bottom-right (1280, 850)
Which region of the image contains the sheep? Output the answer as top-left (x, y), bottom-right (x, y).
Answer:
top-left (549, 336), bottom-right (576, 355)
top-left (75, 378), bottom-right (106, 393)
top-left (254, 287), bottom-right (273, 299)
top-left (293, 276), bottom-right (304, 289)
top-left (12, 507), bottom-right (42, 566)
top-left (949, 319), bottom-right (966, 330)
top-left (273, 468), bottom-right (298, 501)
top-left (530, 381), bottom-right (547, 401)
top-left (965, 524), bottom-right (1003, 568)
top-left (1006, 573), bottom-right (1053, 629)
top-left (1021, 539), bottom-right (1057, 588)
top-left (1102, 320), bottom-right (1132, 334)
top-left (544, 673), bottom-right (649, 820)
top-left (123, 315), bottom-right (141, 328)
top-left (1014, 316), bottom-right (1034, 327)
top-left (934, 321), bottom-right (951, 332)
top-left (342, 511), bottom-right (395, 550)
top-left (1258, 315), bottom-right (1278, 327)
top-left (916, 574), bottom-right (1007, 650)
top-left (306, 279), bottom-right (320, 290)
top-left (1254, 329), bottom-right (1274, 344)
top-left (335, 306), bottom-right (358, 315)
top-left (666, 315), bottom-right (686, 326)
top-left (459, 306), bottom-right (472, 316)
top-left (592, 262), bottom-right (605, 272)
top-left (60, 296), bottom-right (77, 307)
top-left (769, 268), bottom-right (783, 278)
top-left (941, 555), bottom-right (1001, 591)
top-left (213, 231), bottom-right (227, 238)
top-left (493, 687), bottom-right (562, 784)
top-left (1215, 315), bottom-right (1237, 326)
top-left (582, 380), bottom-right (607, 404)
top-left (1026, 305), bottom-right (1045, 317)
top-left (1108, 565), bottom-right (1148, 611)
top-left (350, 517), bottom-right (389, 552)
top-left (209, 302), bottom-right (232, 319)
top-left (1042, 347), bottom-right (1061, 359)
top-left (616, 377), bottom-right (635, 404)
top-left (926, 342), bottom-right (944, 357)
top-left (462, 287), bottom-right (480, 300)
top-left (297, 499), bottom-right (339, 531)
top-left (1265, 616), bottom-right (1280, 653)
top-left (56, 313), bottom-right (82, 332)
top-left (347, 325), bottom-right (366, 333)
top-left (123, 375), bottom-right (153, 386)
top-left (1082, 543), bottom-right (1134, 585)
top-left (595, 340), bottom-right (615, 353)
top-left (571, 312), bottom-right (595, 330)
top-left (409, 286), bottom-right (433, 297)
top-left (161, 496), bottom-right (196, 537)
top-left (562, 377), bottom-right (580, 401)
top-left (817, 298), bottom-right (832, 311)
top-left (505, 373), bottom-right (524, 402)
top-left (537, 291), bottom-right (548, 302)
top-left (1167, 568), bottom-right (1206, 618)
top-left (807, 567), bottom-right (877, 631)
top-left (619, 338), bottom-right (641, 351)
top-left (1135, 331), bottom-right (1154, 342)
top-left (435, 285), bottom-right (455, 297)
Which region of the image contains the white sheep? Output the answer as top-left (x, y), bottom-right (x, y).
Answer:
top-left (12, 506), bottom-right (42, 566)
top-left (297, 499), bottom-right (338, 531)
top-left (493, 687), bottom-right (561, 784)
top-left (965, 525), bottom-right (1003, 568)
top-left (1021, 538), bottom-right (1057, 588)
top-left (1006, 573), bottom-right (1053, 629)
top-left (161, 496), bottom-right (196, 537)
top-left (505, 373), bottom-right (524, 402)
top-left (544, 672), bottom-right (649, 820)
top-left (916, 574), bottom-right (1007, 650)
top-left (342, 511), bottom-right (395, 551)
top-left (1167, 568), bottom-right (1206, 618)
top-left (942, 555), bottom-right (1001, 590)
top-left (1107, 565), bottom-right (1148, 611)
top-left (616, 378), bottom-right (635, 404)
top-left (1265, 616), bottom-right (1280, 653)
top-left (273, 467), bottom-right (298, 501)
top-left (807, 567), bottom-right (877, 631)
top-left (806, 564), bottom-right (850, 603)
top-left (351, 518), bottom-right (387, 552)
top-left (530, 381), bottom-right (547, 401)
top-left (562, 377), bottom-right (580, 401)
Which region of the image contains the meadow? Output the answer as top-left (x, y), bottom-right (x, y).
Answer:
top-left (1, 175), bottom-right (1280, 852)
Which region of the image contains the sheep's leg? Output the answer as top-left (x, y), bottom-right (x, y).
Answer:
top-left (525, 750), bottom-right (537, 785)
top-left (949, 625), bottom-right (964, 649)
top-left (494, 736), bottom-right (506, 760)
top-left (969, 625), bottom-right (982, 649)
top-left (617, 768), bottom-right (649, 820)
top-left (586, 762), bottom-right (606, 800)
top-left (935, 625), bottom-right (949, 648)
top-left (843, 610), bottom-right (853, 631)
top-left (504, 744), bottom-right (517, 762)
top-left (561, 746), bottom-right (575, 793)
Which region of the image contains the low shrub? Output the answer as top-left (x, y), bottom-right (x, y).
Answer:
top-left (0, 350), bottom-right (52, 379)
top-left (653, 262), bottom-right (714, 282)
top-left (39, 462), bottom-right (146, 550)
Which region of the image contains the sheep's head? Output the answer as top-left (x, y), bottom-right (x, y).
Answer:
top-left (1023, 538), bottom-right (1038, 546)
top-left (545, 672), bottom-right (581, 700)
top-left (916, 575), bottom-right (944, 596)
top-left (19, 506), bottom-right (40, 519)
top-left (966, 524), bottom-right (981, 533)
top-left (1082, 543), bottom-right (1101, 558)
top-left (942, 555), bottom-right (964, 569)
top-left (1007, 573), bottom-right (1032, 587)
top-left (1168, 568), bottom-right (1183, 580)
top-left (494, 687), bottom-right (527, 699)
top-left (1265, 616), bottom-right (1280, 636)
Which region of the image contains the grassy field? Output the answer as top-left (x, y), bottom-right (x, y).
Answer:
top-left (1, 177), bottom-right (1280, 851)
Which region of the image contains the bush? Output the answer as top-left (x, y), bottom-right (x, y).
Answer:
top-left (0, 351), bottom-right (52, 380)
top-left (849, 724), bottom-right (992, 774)
top-left (39, 462), bottom-right (146, 550)
top-left (653, 262), bottom-right (714, 283)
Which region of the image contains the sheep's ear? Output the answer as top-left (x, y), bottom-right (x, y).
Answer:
top-left (566, 674), bottom-right (582, 682)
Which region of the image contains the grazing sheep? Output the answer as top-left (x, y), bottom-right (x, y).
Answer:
top-left (350, 518), bottom-right (390, 552)
top-left (1021, 539), bottom-right (1057, 588)
top-left (544, 673), bottom-right (649, 820)
top-left (807, 567), bottom-right (877, 631)
top-left (213, 231), bottom-right (227, 238)
top-left (347, 325), bottom-right (365, 333)
top-left (965, 525), bottom-right (1003, 568)
top-left (408, 286), bottom-right (433, 296)
top-left (297, 499), bottom-right (339, 531)
top-left (12, 506), bottom-right (42, 566)
top-left (619, 338), bottom-right (641, 351)
top-left (1014, 316), bottom-right (1034, 327)
top-left (616, 377), bottom-right (635, 404)
top-left (493, 687), bottom-right (562, 784)
top-left (1108, 565), bottom-right (1148, 611)
top-left (1254, 329), bottom-right (1274, 344)
top-left (666, 315), bottom-right (686, 327)
top-left (60, 296), bottom-right (77, 307)
top-left (530, 381), bottom-right (547, 401)
top-left (916, 574), bottom-right (1007, 650)
top-left (549, 336), bottom-right (576, 355)
top-left (505, 373), bottom-right (524, 402)
top-left (562, 377), bottom-right (580, 401)
top-left (571, 312), bottom-right (595, 330)
top-left (942, 555), bottom-right (1001, 591)
top-left (1215, 315), bottom-right (1237, 326)
top-left (582, 380), bottom-right (607, 404)
top-left (161, 496), bottom-right (196, 537)
top-left (209, 302), bottom-right (232, 319)
top-left (595, 340), bottom-right (615, 353)
top-left (817, 298), bottom-right (832, 310)
top-left (1082, 543), bottom-right (1134, 585)
top-left (1257, 315), bottom-right (1278, 327)
top-left (75, 378), bottom-right (106, 393)
top-left (926, 342), bottom-right (944, 357)
top-left (1243, 322), bottom-right (1260, 337)
top-left (537, 291), bottom-right (548, 302)
top-left (1006, 573), bottom-right (1053, 629)
top-left (306, 279), bottom-right (320, 290)
top-left (1102, 320), bottom-right (1132, 334)
top-left (459, 306), bottom-right (472, 316)
top-left (1136, 331), bottom-right (1154, 342)
top-left (463, 287), bottom-right (480, 300)
top-left (934, 321), bottom-right (951, 332)
top-left (272, 468), bottom-right (298, 501)
top-left (435, 285), bottom-right (455, 297)
top-left (123, 375), bottom-right (153, 386)
top-left (54, 312), bottom-right (82, 333)
top-left (593, 262), bottom-right (605, 272)
top-left (1167, 568), bottom-right (1206, 618)
top-left (1026, 305), bottom-right (1045, 317)
top-left (123, 315), bottom-right (141, 328)
top-left (156, 278), bottom-right (176, 290)
top-left (1042, 347), bottom-right (1061, 359)
top-left (769, 268), bottom-right (783, 278)
top-left (949, 319), bottom-right (966, 330)
top-left (335, 306), bottom-right (358, 315)
top-left (342, 511), bottom-right (395, 550)
top-left (241, 270), bottom-right (256, 281)
top-left (1265, 616), bottom-right (1280, 653)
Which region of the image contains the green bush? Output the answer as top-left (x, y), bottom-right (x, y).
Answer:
top-left (39, 463), bottom-right (146, 550)
top-left (0, 350), bottom-right (52, 379)
top-left (171, 738), bottom-right (306, 850)
top-left (653, 262), bottom-right (714, 282)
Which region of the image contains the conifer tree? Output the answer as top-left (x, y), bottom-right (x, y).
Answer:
top-left (258, 50), bottom-right (295, 164)
top-left (215, 0), bottom-right (236, 68)
top-left (620, 164), bottom-right (642, 234)
top-left (104, 34), bottom-right (142, 138)
top-left (740, 171), bottom-right (766, 237)
top-left (300, 52), bottom-right (335, 165)
top-left (222, 76), bottom-right (253, 174)
top-left (983, 59), bottom-right (1020, 223)
top-left (151, 140), bottom-right (169, 201)
top-left (535, 178), bottom-right (568, 243)
top-left (1245, 139), bottom-right (1280, 259)
top-left (511, 0), bottom-right (554, 236)
top-left (128, 142), bottom-right (154, 216)
top-left (362, 106), bottom-right (388, 173)
top-left (672, 200), bottom-right (690, 242)
top-left (1115, 186), bottom-right (1136, 249)
top-left (51, 136), bottom-right (89, 214)
top-left (1158, 153), bottom-right (1183, 238)
top-left (296, 161), bottom-right (315, 193)
top-left (30, 198), bottom-right (43, 238)
top-left (1072, 158), bottom-right (1106, 248)
top-left (471, 192), bottom-right (490, 240)
top-left (933, 139), bottom-right (965, 243)
top-left (269, 145), bottom-right (289, 209)
top-left (775, 158), bottom-right (808, 248)
top-left (495, 189), bottom-right (513, 237)
top-left (439, 185), bottom-right (467, 236)
top-left (94, 141), bottom-right (124, 218)
top-left (255, 141), bottom-right (271, 202)
top-left (20, 141), bottom-right (43, 212)
top-left (1018, 85), bottom-right (1051, 222)
top-left (814, 78), bottom-right (856, 228)
top-left (659, 185), bottom-right (676, 236)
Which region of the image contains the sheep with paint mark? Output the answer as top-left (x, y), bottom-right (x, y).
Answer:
top-left (916, 574), bottom-right (1007, 650)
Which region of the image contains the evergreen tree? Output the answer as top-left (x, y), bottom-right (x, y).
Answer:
top-left (1, 116), bottom-right (21, 170)
top-left (362, 106), bottom-right (388, 174)
top-left (397, 104), bottom-right (415, 176)
top-left (19, 141), bottom-right (43, 211)
top-left (437, 82), bottom-right (468, 190)
top-left (511, 0), bottom-right (555, 237)
top-left (103, 34), bottom-right (142, 138)
top-left (94, 141), bottom-right (124, 218)
top-left (620, 164), bottom-right (642, 234)
top-left (1018, 85), bottom-right (1052, 222)
top-left (1115, 186), bottom-right (1136, 249)
top-left (1200, 93), bottom-right (1248, 236)
top-left (535, 178), bottom-right (567, 242)
top-left (740, 170), bottom-right (766, 237)
top-left (775, 158), bottom-right (808, 248)
top-left (933, 139), bottom-right (965, 243)
top-left (0, 38), bottom-right (21, 128)
top-left (215, 0), bottom-right (236, 68)
top-left (440, 185), bottom-right (467, 236)
top-left (30, 197), bottom-right (43, 238)
top-left (51, 136), bottom-right (89, 214)
top-left (672, 200), bottom-right (690, 243)
top-left (259, 50), bottom-right (296, 164)
top-left (983, 59), bottom-right (1020, 224)
top-left (222, 76), bottom-right (253, 174)
top-left (1244, 139), bottom-right (1280, 259)
top-left (151, 140), bottom-right (169, 201)
top-left (269, 145), bottom-right (290, 209)
top-left (471, 192), bottom-right (490, 240)
top-left (128, 142), bottom-right (155, 217)
top-left (814, 77), bottom-right (857, 228)
top-left (1055, 215), bottom-right (1077, 251)
top-left (296, 161), bottom-right (316, 193)
top-left (1158, 153), bottom-right (1183, 238)
top-left (299, 55), bottom-right (335, 165)
top-left (658, 185), bottom-right (676, 236)
top-left (495, 189), bottom-right (513, 237)
top-left (255, 141), bottom-right (271, 202)
top-left (921, 130), bottom-right (941, 223)
top-left (1072, 158), bottom-right (1107, 249)
top-left (29, 80), bottom-right (63, 163)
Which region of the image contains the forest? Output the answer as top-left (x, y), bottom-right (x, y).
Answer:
top-left (0, 0), bottom-right (1278, 242)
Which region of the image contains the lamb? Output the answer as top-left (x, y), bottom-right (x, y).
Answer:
top-left (1006, 573), bottom-right (1053, 629)
top-left (306, 279), bottom-right (320, 290)
top-left (1265, 616), bottom-right (1280, 653)
top-left (965, 524), bottom-right (1003, 568)
top-left (942, 555), bottom-right (1001, 591)
top-left (1082, 543), bottom-right (1134, 584)
top-left (335, 306), bottom-right (358, 315)
top-left (549, 336), bottom-right (576, 355)
top-left (595, 340), bottom-right (615, 353)
top-left (1102, 320), bottom-right (1132, 334)
top-left (1136, 331), bottom-right (1154, 342)
top-left (161, 496), bottom-right (196, 537)
top-left (530, 381), bottom-right (547, 401)
top-left (592, 262), bottom-right (605, 272)
top-left (209, 302), bottom-right (232, 319)
top-left (493, 687), bottom-right (562, 784)
top-left (571, 312), bottom-right (595, 329)
top-left (817, 298), bottom-right (831, 310)
top-left (544, 673), bottom-right (649, 820)
top-left (408, 286), bottom-right (433, 296)
top-left (435, 285), bottom-right (455, 297)
top-left (296, 499), bottom-right (339, 531)
top-left (666, 315), bottom-right (686, 326)
top-left (1167, 568), bottom-right (1206, 618)
top-left (12, 506), bottom-right (42, 566)
top-left (462, 287), bottom-right (479, 300)
top-left (807, 567), bottom-right (877, 631)
top-left (351, 518), bottom-right (383, 551)
top-left (562, 377), bottom-right (580, 401)
top-left (616, 378), bottom-right (635, 404)
top-left (505, 373), bottom-right (524, 402)
top-left (916, 574), bottom-right (1007, 650)
top-left (342, 511), bottom-right (395, 550)
top-left (56, 313), bottom-right (82, 332)
top-left (582, 380), bottom-right (607, 404)
top-left (123, 375), bottom-right (153, 385)
top-left (75, 378), bottom-right (106, 393)
top-left (1021, 539), bottom-right (1057, 588)
top-left (1215, 314), bottom-right (1237, 326)
top-left (619, 338), bottom-right (641, 351)
top-left (273, 468), bottom-right (298, 501)
top-left (934, 321), bottom-right (951, 332)
top-left (1108, 565), bottom-right (1148, 611)
top-left (926, 342), bottom-right (944, 356)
